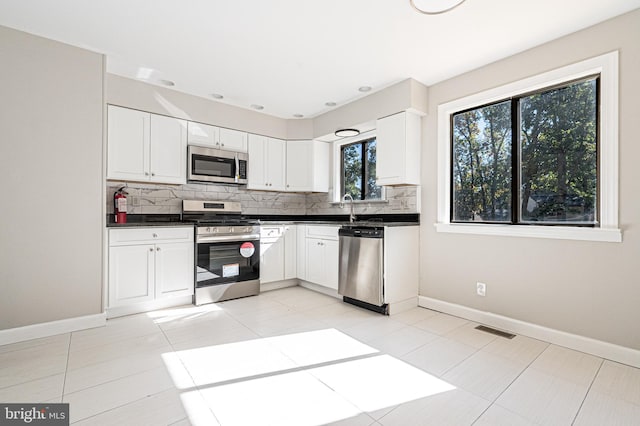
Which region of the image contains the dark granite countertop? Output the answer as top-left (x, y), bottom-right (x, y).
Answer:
top-left (106, 213), bottom-right (419, 228)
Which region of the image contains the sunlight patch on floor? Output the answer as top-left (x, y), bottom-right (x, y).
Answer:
top-left (162, 328), bottom-right (456, 425)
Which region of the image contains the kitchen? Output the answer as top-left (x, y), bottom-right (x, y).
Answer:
top-left (1, 1), bottom-right (640, 425)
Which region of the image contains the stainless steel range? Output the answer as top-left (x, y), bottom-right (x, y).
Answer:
top-left (182, 200), bottom-right (260, 305)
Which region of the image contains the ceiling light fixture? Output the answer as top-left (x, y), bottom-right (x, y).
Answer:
top-left (210, 93), bottom-right (224, 99)
top-left (250, 104), bottom-right (264, 110)
top-left (410, 0), bottom-right (466, 15)
top-left (293, 114), bottom-right (304, 118)
top-left (325, 101), bottom-right (337, 107)
top-left (334, 128), bottom-right (360, 138)
top-left (358, 86), bottom-right (372, 93)
top-left (158, 79), bottom-right (175, 87)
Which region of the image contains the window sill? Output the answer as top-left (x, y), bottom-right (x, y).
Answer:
top-left (434, 223), bottom-right (622, 243)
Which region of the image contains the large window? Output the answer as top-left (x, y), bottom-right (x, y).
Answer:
top-left (436, 52), bottom-right (620, 242)
top-left (452, 77), bottom-right (598, 226)
top-left (341, 137), bottom-right (382, 200)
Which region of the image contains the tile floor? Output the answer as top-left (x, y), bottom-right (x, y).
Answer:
top-left (1, 286), bottom-right (639, 425)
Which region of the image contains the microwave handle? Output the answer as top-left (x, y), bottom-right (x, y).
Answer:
top-left (234, 153), bottom-right (239, 183)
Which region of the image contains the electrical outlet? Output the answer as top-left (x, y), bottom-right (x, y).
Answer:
top-left (476, 282), bottom-right (486, 297)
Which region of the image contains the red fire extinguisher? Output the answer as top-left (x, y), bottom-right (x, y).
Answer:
top-left (114, 187), bottom-right (128, 224)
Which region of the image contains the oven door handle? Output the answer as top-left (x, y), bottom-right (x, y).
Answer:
top-left (197, 234), bottom-right (260, 243)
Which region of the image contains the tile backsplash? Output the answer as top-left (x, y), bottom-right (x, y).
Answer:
top-left (106, 181), bottom-right (418, 217)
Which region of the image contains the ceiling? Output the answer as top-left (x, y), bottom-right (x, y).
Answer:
top-left (1, 0), bottom-right (639, 119)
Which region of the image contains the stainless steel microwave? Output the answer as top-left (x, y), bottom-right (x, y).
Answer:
top-left (188, 145), bottom-right (248, 184)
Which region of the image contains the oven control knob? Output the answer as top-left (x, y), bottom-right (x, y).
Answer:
top-left (206, 227), bottom-right (211, 233)
top-left (213, 228), bottom-right (219, 233)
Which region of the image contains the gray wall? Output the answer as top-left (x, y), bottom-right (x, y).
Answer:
top-left (0, 26), bottom-right (104, 329)
top-left (420, 10), bottom-right (640, 350)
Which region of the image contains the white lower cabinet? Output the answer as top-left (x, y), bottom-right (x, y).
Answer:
top-left (108, 227), bottom-right (194, 316)
top-left (304, 225), bottom-right (339, 290)
top-left (260, 225), bottom-right (297, 285)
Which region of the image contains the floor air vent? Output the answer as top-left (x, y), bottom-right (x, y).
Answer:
top-left (475, 325), bottom-right (516, 339)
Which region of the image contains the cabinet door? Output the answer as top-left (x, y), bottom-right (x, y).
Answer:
top-left (286, 140), bottom-right (312, 191)
top-left (108, 244), bottom-right (155, 307)
top-left (247, 134), bottom-right (268, 190)
top-left (187, 122), bottom-right (218, 147)
top-left (219, 128), bottom-right (248, 152)
top-left (155, 241), bottom-right (194, 299)
top-left (260, 233), bottom-right (285, 284)
top-left (283, 225), bottom-right (297, 280)
top-left (376, 112), bottom-right (405, 184)
top-left (296, 225), bottom-right (307, 280)
top-left (323, 239), bottom-right (339, 290)
top-left (266, 137), bottom-right (286, 191)
top-left (107, 106), bottom-right (150, 181)
top-left (305, 238), bottom-right (325, 285)
top-left (376, 111), bottom-right (421, 185)
top-left (149, 114), bottom-right (187, 184)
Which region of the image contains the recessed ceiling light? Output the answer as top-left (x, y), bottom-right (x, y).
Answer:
top-left (210, 93), bottom-right (224, 99)
top-left (335, 128), bottom-right (360, 138)
top-left (325, 101), bottom-right (337, 107)
top-left (159, 79), bottom-right (175, 87)
top-left (250, 104), bottom-right (264, 110)
top-left (293, 114), bottom-right (304, 118)
top-left (358, 86), bottom-right (372, 92)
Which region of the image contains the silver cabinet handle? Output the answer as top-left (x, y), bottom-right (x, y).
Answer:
top-left (156, 247), bottom-right (161, 251)
top-left (149, 247), bottom-right (153, 252)
top-left (151, 172), bottom-right (155, 176)
top-left (153, 233), bottom-right (158, 238)
top-left (145, 172), bottom-right (149, 176)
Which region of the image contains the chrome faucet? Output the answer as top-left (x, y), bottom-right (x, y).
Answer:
top-left (341, 193), bottom-right (356, 223)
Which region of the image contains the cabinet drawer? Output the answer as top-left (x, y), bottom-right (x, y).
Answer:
top-left (260, 226), bottom-right (284, 240)
top-left (306, 225), bottom-right (339, 240)
top-left (109, 227), bottom-right (194, 245)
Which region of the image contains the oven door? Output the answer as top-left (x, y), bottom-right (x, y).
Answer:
top-left (196, 238), bottom-right (260, 288)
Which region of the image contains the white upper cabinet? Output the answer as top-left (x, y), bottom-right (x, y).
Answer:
top-left (187, 122), bottom-right (247, 153)
top-left (376, 111), bottom-right (422, 186)
top-left (107, 105), bottom-right (150, 181)
top-left (149, 114), bottom-right (187, 184)
top-left (107, 105), bottom-right (187, 184)
top-left (286, 140), bottom-right (329, 192)
top-left (219, 128), bottom-right (248, 152)
top-left (187, 121), bottom-right (218, 147)
top-left (247, 134), bottom-right (286, 191)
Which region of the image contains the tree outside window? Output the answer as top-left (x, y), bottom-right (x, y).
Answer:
top-left (452, 77), bottom-right (598, 226)
top-left (341, 137), bottom-right (382, 200)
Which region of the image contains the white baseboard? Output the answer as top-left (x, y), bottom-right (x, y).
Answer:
top-left (299, 281), bottom-right (341, 299)
top-left (261, 279), bottom-right (299, 292)
top-left (388, 297), bottom-right (418, 315)
top-left (0, 313), bottom-right (106, 346)
top-left (106, 295), bottom-right (194, 319)
top-left (419, 296), bottom-right (640, 369)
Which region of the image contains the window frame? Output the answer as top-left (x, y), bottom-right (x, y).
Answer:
top-left (332, 130), bottom-right (386, 203)
top-left (436, 51), bottom-right (621, 242)
top-left (340, 136), bottom-right (380, 201)
top-left (450, 76), bottom-right (600, 227)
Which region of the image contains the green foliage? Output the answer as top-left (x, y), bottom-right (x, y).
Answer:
top-left (452, 77), bottom-right (598, 224)
top-left (342, 138), bottom-right (381, 200)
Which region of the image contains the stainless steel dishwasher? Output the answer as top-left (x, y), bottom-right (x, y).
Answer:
top-left (338, 226), bottom-right (388, 314)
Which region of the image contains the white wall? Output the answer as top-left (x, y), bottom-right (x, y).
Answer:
top-left (420, 9), bottom-right (640, 350)
top-left (0, 26), bottom-right (104, 329)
